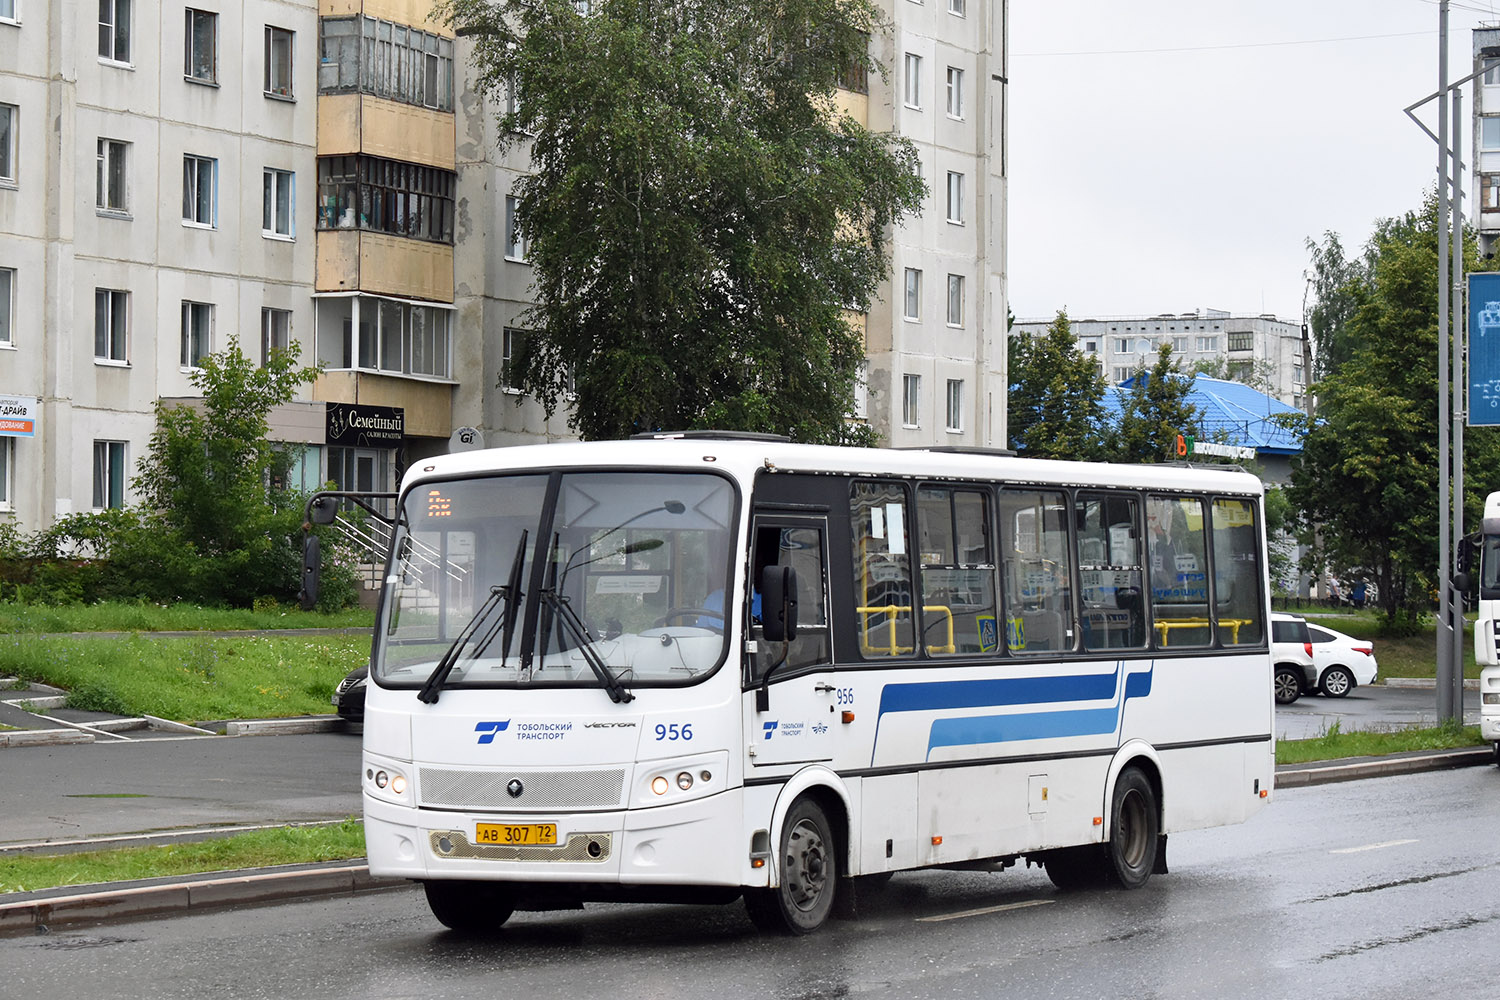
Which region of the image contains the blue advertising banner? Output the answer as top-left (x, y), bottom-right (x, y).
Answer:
top-left (1471, 272), bottom-right (1500, 426)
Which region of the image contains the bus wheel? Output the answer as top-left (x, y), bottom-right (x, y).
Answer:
top-left (1103, 768), bottom-right (1159, 890)
top-left (745, 798), bottom-right (839, 935)
top-left (423, 880), bottom-right (515, 933)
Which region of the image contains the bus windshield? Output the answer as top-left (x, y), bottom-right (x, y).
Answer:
top-left (375, 470), bottom-right (736, 693)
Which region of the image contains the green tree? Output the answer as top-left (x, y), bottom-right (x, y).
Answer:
top-left (1114, 345), bottom-right (1200, 463)
top-left (126, 344), bottom-right (324, 606)
top-left (1305, 231), bottom-right (1369, 381)
top-left (1189, 355), bottom-right (1278, 395)
top-left (1289, 195), bottom-right (1500, 624)
top-left (444, 0), bottom-right (924, 442)
top-left (1007, 310), bottom-right (1111, 459)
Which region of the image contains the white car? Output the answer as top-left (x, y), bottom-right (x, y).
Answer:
top-left (1271, 612), bottom-right (1316, 705)
top-left (1305, 623), bottom-right (1378, 698)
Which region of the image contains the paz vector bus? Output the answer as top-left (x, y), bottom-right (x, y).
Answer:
top-left (302, 433), bottom-right (1275, 934)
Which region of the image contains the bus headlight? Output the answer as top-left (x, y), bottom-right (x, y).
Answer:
top-left (364, 754), bottom-right (413, 806)
top-left (652, 776), bottom-right (670, 795)
top-left (676, 772), bottom-right (693, 790)
top-left (1484, 693), bottom-right (1500, 705)
top-left (636, 751), bottom-right (729, 807)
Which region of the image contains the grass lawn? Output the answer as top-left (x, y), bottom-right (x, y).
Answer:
top-left (0, 601), bottom-right (373, 635)
top-left (0, 818), bottom-right (366, 894)
top-left (0, 632), bottom-right (369, 722)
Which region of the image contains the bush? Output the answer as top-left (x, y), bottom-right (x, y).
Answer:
top-left (1378, 609), bottom-right (1430, 639)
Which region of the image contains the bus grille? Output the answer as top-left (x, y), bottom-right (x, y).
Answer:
top-left (419, 767), bottom-right (626, 810)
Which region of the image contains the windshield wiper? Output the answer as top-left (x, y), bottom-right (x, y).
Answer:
top-left (417, 530), bottom-right (529, 705)
top-left (537, 588), bottom-right (634, 704)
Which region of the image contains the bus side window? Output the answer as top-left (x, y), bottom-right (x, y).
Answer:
top-left (1147, 495), bottom-right (1211, 648)
top-left (917, 486), bottom-right (1000, 655)
top-left (998, 490), bottom-right (1076, 654)
top-left (851, 481), bottom-right (916, 657)
top-left (1211, 498), bottom-right (1264, 645)
top-left (1076, 493), bottom-right (1147, 651)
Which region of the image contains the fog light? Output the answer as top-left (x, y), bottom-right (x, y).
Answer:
top-left (391, 774), bottom-right (407, 795)
top-left (375, 770), bottom-right (389, 789)
top-left (1485, 693), bottom-right (1500, 705)
top-left (700, 770), bottom-right (712, 783)
top-left (677, 772), bottom-right (693, 791)
top-left (652, 776), bottom-right (669, 795)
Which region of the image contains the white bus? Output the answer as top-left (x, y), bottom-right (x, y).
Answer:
top-left (1470, 492), bottom-right (1500, 758)
top-left (341, 434), bottom-right (1274, 934)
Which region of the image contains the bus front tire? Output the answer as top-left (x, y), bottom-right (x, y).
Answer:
top-left (423, 880), bottom-right (515, 933)
top-left (1103, 767), bottom-right (1159, 890)
top-left (745, 798), bottom-right (839, 935)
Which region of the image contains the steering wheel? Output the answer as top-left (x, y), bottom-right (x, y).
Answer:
top-left (652, 608), bottom-right (726, 628)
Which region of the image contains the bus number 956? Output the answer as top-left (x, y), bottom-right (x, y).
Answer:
top-left (655, 723), bottom-right (693, 741)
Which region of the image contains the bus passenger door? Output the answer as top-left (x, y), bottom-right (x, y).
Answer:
top-left (747, 516), bottom-right (837, 766)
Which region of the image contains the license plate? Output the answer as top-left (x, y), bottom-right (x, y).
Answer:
top-left (475, 822), bottom-right (557, 846)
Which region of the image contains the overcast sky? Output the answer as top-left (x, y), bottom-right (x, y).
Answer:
top-left (1006, 0), bottom-right (1500, 324)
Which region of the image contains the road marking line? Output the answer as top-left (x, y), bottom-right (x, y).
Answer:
top-left (917, 898), bottom-right (1054, 922)
top-left (1331, 838), bottom-right (1419, 854)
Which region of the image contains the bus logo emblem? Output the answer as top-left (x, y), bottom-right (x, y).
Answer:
top-left (475, 721), bottom-right (511, 744)
top-left (507, 779), bottom-right (524, 798)
top-left (763, 721), bottom-right (778, 740)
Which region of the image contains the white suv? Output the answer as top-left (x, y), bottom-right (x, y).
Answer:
top-left (1270, 612), bottom-right (1316, 705)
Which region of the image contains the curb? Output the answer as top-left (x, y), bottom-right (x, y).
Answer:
top-left (1273, 746), bottom-right (1493, 788)
top-left (0, 863), bottom-right (405, 937)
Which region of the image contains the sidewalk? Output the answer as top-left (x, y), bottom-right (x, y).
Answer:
top-left (0, 745), bottom-right (1492, 937)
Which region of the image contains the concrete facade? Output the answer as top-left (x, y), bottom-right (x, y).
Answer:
top-left (0, 0), bottom-right (1008, 534)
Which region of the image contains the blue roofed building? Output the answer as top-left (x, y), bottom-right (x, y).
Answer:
top-left (1104, 375), bottom-right (1306, 484)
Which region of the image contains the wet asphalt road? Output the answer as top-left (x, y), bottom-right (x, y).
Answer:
top-left (3, 766), bottom-right (1497, 1000)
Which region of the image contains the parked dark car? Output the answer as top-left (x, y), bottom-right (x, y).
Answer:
top-left (332, 665), bottom-right (368, 721)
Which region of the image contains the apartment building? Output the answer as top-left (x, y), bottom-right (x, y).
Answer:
top-left (1011, 309), bottom-right (1310, 410)
top-left (0, 1), bottom-right (1007, 535)
top-left (1474, 27), bottom-right (1500, 258)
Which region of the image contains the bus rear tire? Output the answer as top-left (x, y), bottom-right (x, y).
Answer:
top-left (1102, 767), bottom-right (1159, 890)
top-left (745, 798), bottom-right (839, 935)
top-left (423, 880), bottom-right (515, 933)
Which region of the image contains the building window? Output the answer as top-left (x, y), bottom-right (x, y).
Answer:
top-left (945, 379), bottom-right (963, 432)
top-left (946, 171), bottom-right (964, 223)
top-left (181, 300), bottom-right (213, 368)
top-left (265, 26), bottom-right (294, 98)
top-left (1196, 335), bottom-right (1218, 352)
top-left (314, 295), bottom-right (451, 377)
top-left (501, 326), bottom-right (526, 391)
top-left (505, 195), bottom-right (528, 261)
top-left (902, 374), bottom-right (921, 428)
top-left (903, 53), bottom-right (921, 108)
top-left (93, 441), bottom-right (127, 510)
top-left (0, 104), bottom-right (12, 185)
top-left (852, 360), bottom-right (868, 420)
top-left (185, 8), bottom-right (218, 84)
top-left (1172, 335), bottom-right (1187, 352)
top-left (263, 168), bottom-right (294, 237)
top-left (262, 307), bottom-right (291, 364)
top-left (1483, 174), bottom-right (1500, 211)
top-left (317, 16), bottom-right (455, 113)
top-left (1114, 337), bottom-right (1130, 354)
top-left (95, 289), bottom-right (129, 362)
top-left (1113, 366), bottom-right (1132, 382)
top-left (945, 67), bottom-right (964, 119)
top-left (182, 154), bottom-right (216, 227)
top-left (316, 155), bottom-right (456, 245)
top-left (0, 267), bottom-right (11, 345)
top-left (1226, 331), bottom-right (1253, 352)
top-left (835, 33), bottom-right (869, 95)
top-left (1293, 363), bottom-right (1305, 386)
top-left (96, 138), bottom-right (128, 214)
top-left (1487, 58), bottom-right (1500, 87)
top-left (0, 0), bottom-right (14, 23)
top-left (948, 0), bottom-right (966, 14)
top-left (946, 274), bottom-right (964, 327)
top-left (1083, 339), bottom-right (1097, 354)
top-left (99, 0), bottom-right (131, 62)
top-left (904, 267), bottom-right (921, 320)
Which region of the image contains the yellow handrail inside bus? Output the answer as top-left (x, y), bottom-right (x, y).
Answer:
top-left (1153, 617), bottom-right (1250, 646)
top-left (857, 604), bottom-right (955, 655)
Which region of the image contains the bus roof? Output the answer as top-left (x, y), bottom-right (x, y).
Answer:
top-left (402, 438), bottom-right (1265, 498)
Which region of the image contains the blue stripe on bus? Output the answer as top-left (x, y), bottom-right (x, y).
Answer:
top-left (928, 706), bottom-right (1122, 749)
top-left (869, 663), bottom-right (1155, 764)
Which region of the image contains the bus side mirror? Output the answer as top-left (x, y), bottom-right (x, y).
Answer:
top-left (760, 565), bottom-right (799, 643)
top-left (299, 534), bottom-right (321, 611)
top-left (308, 497), bottom-right (339, 525)
top-left (1455, 572), bottom-right (1472, 594)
